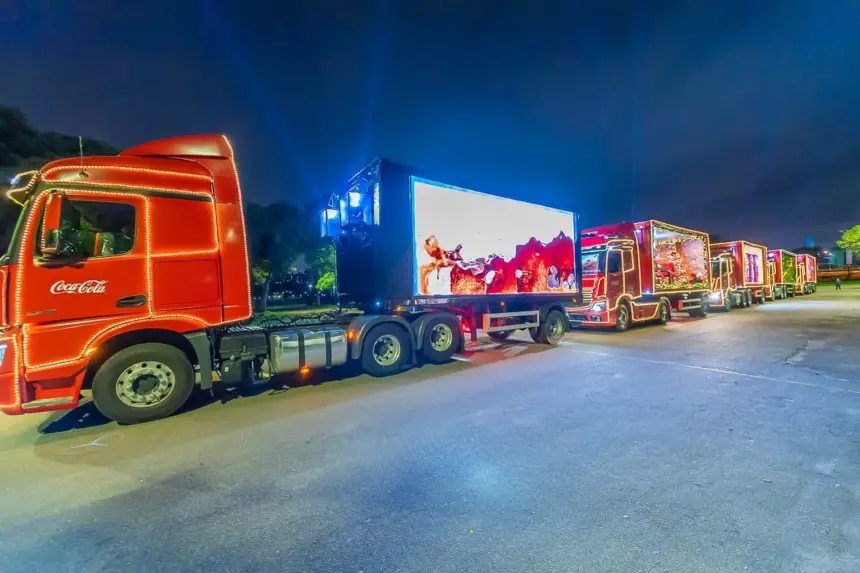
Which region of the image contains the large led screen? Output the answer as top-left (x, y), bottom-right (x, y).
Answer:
top-left (652, 223), bottom-right (709, 292)
top-left (411, 177), bottom-right (576, 296)
top-left (743, 244), bottom-right (765, 285)
top-left (780, 252), bottom-right (796, 283)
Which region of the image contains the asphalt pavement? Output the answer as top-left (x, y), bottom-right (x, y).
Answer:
top-left (2, 284), bottom-right (860, 572)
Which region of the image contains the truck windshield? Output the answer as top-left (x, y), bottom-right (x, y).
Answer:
top-left (582, 252), bottom-right (605, 274)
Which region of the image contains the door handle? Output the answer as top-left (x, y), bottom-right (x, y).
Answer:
top-left (116, 295), bottom-right (147, 308)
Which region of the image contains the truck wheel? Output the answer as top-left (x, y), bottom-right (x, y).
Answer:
top-left (487, 330), bottom-right (513, 341)
top-left (361, 323), bottom-right (411, 377)
top-left (744, 290), bottom-right (752, 307)
top-left (539, 309), bottom-right (567, 345)
top-left (615, 302), bottom-right (631, 332)
top-left (421, 315), bottom-right (461, 364)
top-left (723, 294), bottom-right (732, 312)
top-left (657, 300), bottom-right (670, 324)
top-left (688, 296), bottom-right (709, 318)
top-left (528, 326), bottom-right (546, 344)
top-left (91, 343), bottom-right (195, 424)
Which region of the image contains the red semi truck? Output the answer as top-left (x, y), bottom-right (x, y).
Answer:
top-left (767, 249), bottom-right (798, 298)
top-left (796, 254), bottom-right (818, 294)
top-left (0, 135), bottom-right (582, 424)
top-left (568, 220), bottom-right (711, 331)
top-left (708, 240), bottom-right (769, 309)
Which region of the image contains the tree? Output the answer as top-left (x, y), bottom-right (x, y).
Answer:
top-left (245, 200), bottom-right (305, 312)
top-left (836, 225), bottom-right (860, 252)
top-left (0, 106), bottom-right (118, 252)
top-left (316, 271), bottom-right (336, 292)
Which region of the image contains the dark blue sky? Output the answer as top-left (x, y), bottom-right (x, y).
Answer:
top-left (2, 0), bottom-right (859, 249)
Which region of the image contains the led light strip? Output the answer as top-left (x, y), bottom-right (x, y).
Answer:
top-left (0, 336), bottom-right (22, 409)
top-left (42, 165), bottom-right (213, 183)
top-left (222, 136), bottom-right (254, 321)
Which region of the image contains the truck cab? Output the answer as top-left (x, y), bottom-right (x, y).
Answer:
top-left (0, 135), bottom-right (252, 418)
top-left (709, 252), bottom-right (742, 310)
top-left (569, 223), bottom-right (670, 332)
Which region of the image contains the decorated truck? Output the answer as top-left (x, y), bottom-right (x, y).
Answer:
top-left (796, 254), bottom-right (818, 294)
top-left (708, 240), bottom-right (769, 309)
top-left (569, 220), bottom-right (711, 332)
top-left (767, 249), bottom-right (798, 298)
top-left (0, 136), bottom-right (582, 424)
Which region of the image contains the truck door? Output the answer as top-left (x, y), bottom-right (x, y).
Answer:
top-left (20, 191), bottom-right (149, 369)
top-left (606, 250), bottom-right (624, 310)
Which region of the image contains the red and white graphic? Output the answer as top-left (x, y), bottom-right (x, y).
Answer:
top-left (50, 280), bottom-right (108, 295)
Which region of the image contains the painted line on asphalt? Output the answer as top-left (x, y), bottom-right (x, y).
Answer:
top-left (563, 345), bottom-right (860, 396)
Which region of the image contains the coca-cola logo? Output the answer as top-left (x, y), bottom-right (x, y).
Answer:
top-left (50, 280), bottom-right (108, 295)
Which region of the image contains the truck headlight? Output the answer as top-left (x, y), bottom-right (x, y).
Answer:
top-left (591, 302), bottom-right (606, 312)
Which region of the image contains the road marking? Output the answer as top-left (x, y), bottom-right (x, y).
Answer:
top-left (563, 345), bottom-right (860, 396)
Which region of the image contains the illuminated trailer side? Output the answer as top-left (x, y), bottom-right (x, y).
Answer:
top-left (322, 158), bottom-right (584, 358)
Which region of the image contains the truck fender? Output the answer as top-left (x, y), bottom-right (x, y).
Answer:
top-left (184, 331), bottom-right (213, 391)
top-left (347, 315), bottom-right (416, 362)
top-left (410, 312), bottom-right (462, 352)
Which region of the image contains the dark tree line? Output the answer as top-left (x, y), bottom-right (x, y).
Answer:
top-left (0, 107), bottom-right (335, 310)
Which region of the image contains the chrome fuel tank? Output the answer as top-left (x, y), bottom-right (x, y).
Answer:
top-left (269, 326), bottom-right (348, 374)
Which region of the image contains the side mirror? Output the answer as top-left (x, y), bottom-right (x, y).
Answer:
top-left (40, 193), bottom-right (64, 256)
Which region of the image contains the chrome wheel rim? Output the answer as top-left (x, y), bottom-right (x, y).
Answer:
top-left (660, 304), bottom-right (668, 321)
top-left (116, 361), bottom-right (176, 408)
top-left (618, 307), bottom-right (629, 328)
top-left (548, 317), bottom-right (564, 340)
top-left (373, 334), bottom-right (401, 366)
top-left (429, 323), bottom-right (453, 351)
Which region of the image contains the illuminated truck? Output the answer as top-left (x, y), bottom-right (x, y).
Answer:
top-left (767, 249), bottom-right (798, 298)
top-left (796, 254), bottom-right (818, 295)
top-left (708, 240), bottom-right (768, 309)
top-left (568, 220), bottom-right (711, 331)
top-left (0, 135), bottom-right (582, 424)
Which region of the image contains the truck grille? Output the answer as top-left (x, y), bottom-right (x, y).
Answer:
top-left (582, 288), bottom-right (593, 306)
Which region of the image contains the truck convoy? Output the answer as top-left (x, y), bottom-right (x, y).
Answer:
top-left (796, 254), bottom-right (818, 294)
top-left (708, 240), bottom-right (769, 309)
top-left (767, 249), bottom-right (799, 298)
top-left (0, 135), bottom-right (582, 424)
top-left (568, 220), bottom-right (711, 331)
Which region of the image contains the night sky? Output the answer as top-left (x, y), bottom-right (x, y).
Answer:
top-left (2, 1), bottom-right (859, 250)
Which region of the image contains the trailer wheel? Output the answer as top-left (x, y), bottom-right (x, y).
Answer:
top-left (657, 300), bottom-right (671, 324)
top-left (744, 290), bottom-right (752, 307)
top-left (421, 315), bottom-right (461, 364)
top-left (91, 343), bottom-right (195, 424)
top-left (361, 323), bottom-right (411, 377)
top-left (688, 296), bottom-right (709, 318)
top-left (615, 302), bottom-right (631, 332)
top-left (528, 326), bottom-right (546, 344)
top-left (538, 309), bottom-right (567, 346)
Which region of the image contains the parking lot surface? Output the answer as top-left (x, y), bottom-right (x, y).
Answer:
top-left (1, 285), bottom-right (859, 572)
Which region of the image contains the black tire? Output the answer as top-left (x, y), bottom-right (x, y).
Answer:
top-left (528, 326), bottom-right (546, 344)
top-left (723, 293), bottom-right (732, 312)
top-left (688, 296), bottom-right (709, 318)
top-left (615, 302), bottom-right (631, 332)
top-left (421, 315), bottom-right (461, 364)
top-left (539, 309), bottom-right (567, 345)
top-left (656, 300), bottom-right (670, 324)
top-left (487, 330), bottom-right (513, 341)
top-left (91, 343), bottom-right (195, 424)
top-left (361, 323), bottom-right (411, 377)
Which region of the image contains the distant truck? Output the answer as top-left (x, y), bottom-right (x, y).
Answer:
top-left (569, 220), bottom-right (711, 332)
top-left (767, 249), bottom-right (798, 298)
top-left (0, 136), bottom-right (582, 424)
top-left (796, 254), bottom-right (818, 294)
top-left (708, 240), bottom-right (769, 309)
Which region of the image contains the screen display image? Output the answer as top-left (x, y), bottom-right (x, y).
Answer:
top-left (780, 252), bottom-right (796, 283)
top-left (743, 244), bottom-right (765, 284)
top-left (651, 224), bottom-right (709, 291)
top-left (411, 178), bottom-right (576, 296)
top-left (582, 253), bottom-right (601, 275)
